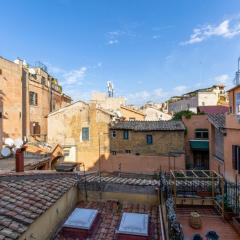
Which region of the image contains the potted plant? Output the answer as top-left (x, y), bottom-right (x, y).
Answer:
top-left (223, 195), bottom-right (235, 221)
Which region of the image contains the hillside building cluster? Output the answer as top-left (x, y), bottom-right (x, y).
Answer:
top-left (1, 55), bottom-right (240, 239)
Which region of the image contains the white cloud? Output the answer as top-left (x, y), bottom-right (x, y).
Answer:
top-left (64, 67), bottom-right (87, 84)
top-left (152, 35), bottom-right (161, 40)
top-left (127, 88), bottom-right (169, 104)
top-left (106, 27), bottom-right (136, 45)
top-left (214, 74), bottom-right (230, 84)
top-left (183, 18), bottom-right (240, 45)
top-left (173, 85), bottom-right (188, 94)
top-left (97, 62), bottom-right (102, 67)
top-left (107, 39), bottom-right (119, 45)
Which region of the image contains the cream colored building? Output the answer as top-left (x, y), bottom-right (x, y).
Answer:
top-left (143, 106), bottom-right (172, 121)
top-left (91, 92), bottom-right (126, 111)
top-left (47, 101), bottom-right (116, 170)
top-left (120, 105), bottom-right (145, 120)
top-left (168, 85), bottom-right (228, 114)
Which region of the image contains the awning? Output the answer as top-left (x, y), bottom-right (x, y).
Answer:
top-left (189, 140), bottom-right (209, 151)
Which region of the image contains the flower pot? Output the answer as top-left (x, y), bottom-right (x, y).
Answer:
top-left (197, 192), bottom-right (212, 197)
top-left (232, 217), bottom-right (240, 234)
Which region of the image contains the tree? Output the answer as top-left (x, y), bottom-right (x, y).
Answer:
top-left (172, 110), bottom-right (196, 120)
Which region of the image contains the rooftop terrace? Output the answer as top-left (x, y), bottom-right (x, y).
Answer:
top-left (55, 200), bottom-right (161, 240)
top-left (176, 206), bottom-right (239, 240)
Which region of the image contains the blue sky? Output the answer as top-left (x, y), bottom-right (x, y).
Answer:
top-left (1, 0), bottom-right (240, 104)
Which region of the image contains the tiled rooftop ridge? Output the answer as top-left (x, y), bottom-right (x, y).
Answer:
top-left (111, 120), bottom-right (185, 131)
top-left (79, 175), bottom-right (160, 186)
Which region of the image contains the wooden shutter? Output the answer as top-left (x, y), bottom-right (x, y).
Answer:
top-left (232, 145), bottom-right (238, 170)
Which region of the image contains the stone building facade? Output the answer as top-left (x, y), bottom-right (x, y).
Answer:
top-left (47, 101), bottom-right (115, 170)
top-left (110, 121), bottom-right (185, 155)
top-left (0, 56), bottom-right (71, 147)
top-left (106, 121), bottom-right (186, 173)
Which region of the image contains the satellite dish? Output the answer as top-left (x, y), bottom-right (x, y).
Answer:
top-left (14, 138), bottom-right (23, 149)
top-left (4, 138), bottom-right (14, 148)
top-left (1, 147), bottom-right (11, 158)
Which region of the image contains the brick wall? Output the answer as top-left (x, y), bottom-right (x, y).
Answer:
top-left (0, 57), bottom-right (23, 147)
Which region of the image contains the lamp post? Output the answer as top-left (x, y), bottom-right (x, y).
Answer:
top-left (98, 132), bottom-right (109, 198)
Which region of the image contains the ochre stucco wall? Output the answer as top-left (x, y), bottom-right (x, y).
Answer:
top-left (120, 107), bottom-right (145, 120)
top-left (19, 186), bottom-right (78, 240)
top-left (182, 115), bottom-right (210, 168)
top-left (48, 103), bottom-right (112, 170)
top-left (0, 57), bottom-right (23, 147)
top-left (97, 153), bottom-right (185, 173)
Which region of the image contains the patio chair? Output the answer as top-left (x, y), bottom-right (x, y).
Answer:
top-left (205, 231), bottom-right (219, 240)
top-left (192, 233), bottom-right (203, 240)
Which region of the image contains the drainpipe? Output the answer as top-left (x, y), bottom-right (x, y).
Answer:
top-left (15, 146), bottom-right (26, 172)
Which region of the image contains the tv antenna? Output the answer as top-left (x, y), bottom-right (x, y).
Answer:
top-left (107, 81), bottom-right (114, 97)
top-left (234, 57), bottom-right (240, 86)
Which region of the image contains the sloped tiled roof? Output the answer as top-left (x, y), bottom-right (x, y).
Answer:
top-left (111, 120), bottom-right (185, 131)
top-left (208, 113), bottom-right (225, 129)
top-left (198, 106), bottom-right (229, 115)
top-left (0, 172), bottom-right (77, 239)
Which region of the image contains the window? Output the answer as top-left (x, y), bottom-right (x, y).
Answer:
top-left (82, 127), bottom-right (89, 141)
top-left (52, 100), bottom-right (56, 111)
top-left (195, 129), bottom-right (209, 139)
top-left (129, 118), bottom-right (135, 121)
top-left (30, 122), bottom-right (40, 135)
top-left (29, 91), bottom-right (38, 106)
top-left (202, 102), bottom-right (205, 106)
top-left (0, 112), bottom-right (2, 118)
top-left (146, 135), bottom-right (153, 145)
top-left (112, 130), bottom-right (116, 138)
top-left (232, 145), bottom-right (240, 172)
top-left (123, 130), bottom-right (129, 140)
top-left (41, 77), bottom-right (46, 85)
top-left (0, 69), bottom-right (2, 75)
top-left (111, 151), bottom-right (117, 155)
top-left (125, 150), bottom-right (131, 154)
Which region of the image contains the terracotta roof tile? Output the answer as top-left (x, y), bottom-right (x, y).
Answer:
top-left (0, 173), bottom-right (78, 239)
top-left (208, 113), bottom-right (225, 129)
top-left (111, 120), bottom-right (185, 131)
top-left (198, 106), bottom-right (229, 114)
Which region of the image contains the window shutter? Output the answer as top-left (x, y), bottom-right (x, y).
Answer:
top-left (232, 145), bottom-right (238, 170)
top-left (238, 146), bottom-right (240, 174)
top-left (30, 122), bottom-right (34, 135)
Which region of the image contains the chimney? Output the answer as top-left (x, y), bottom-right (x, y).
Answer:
top-left (15, 146), bottom-right (26, 172)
